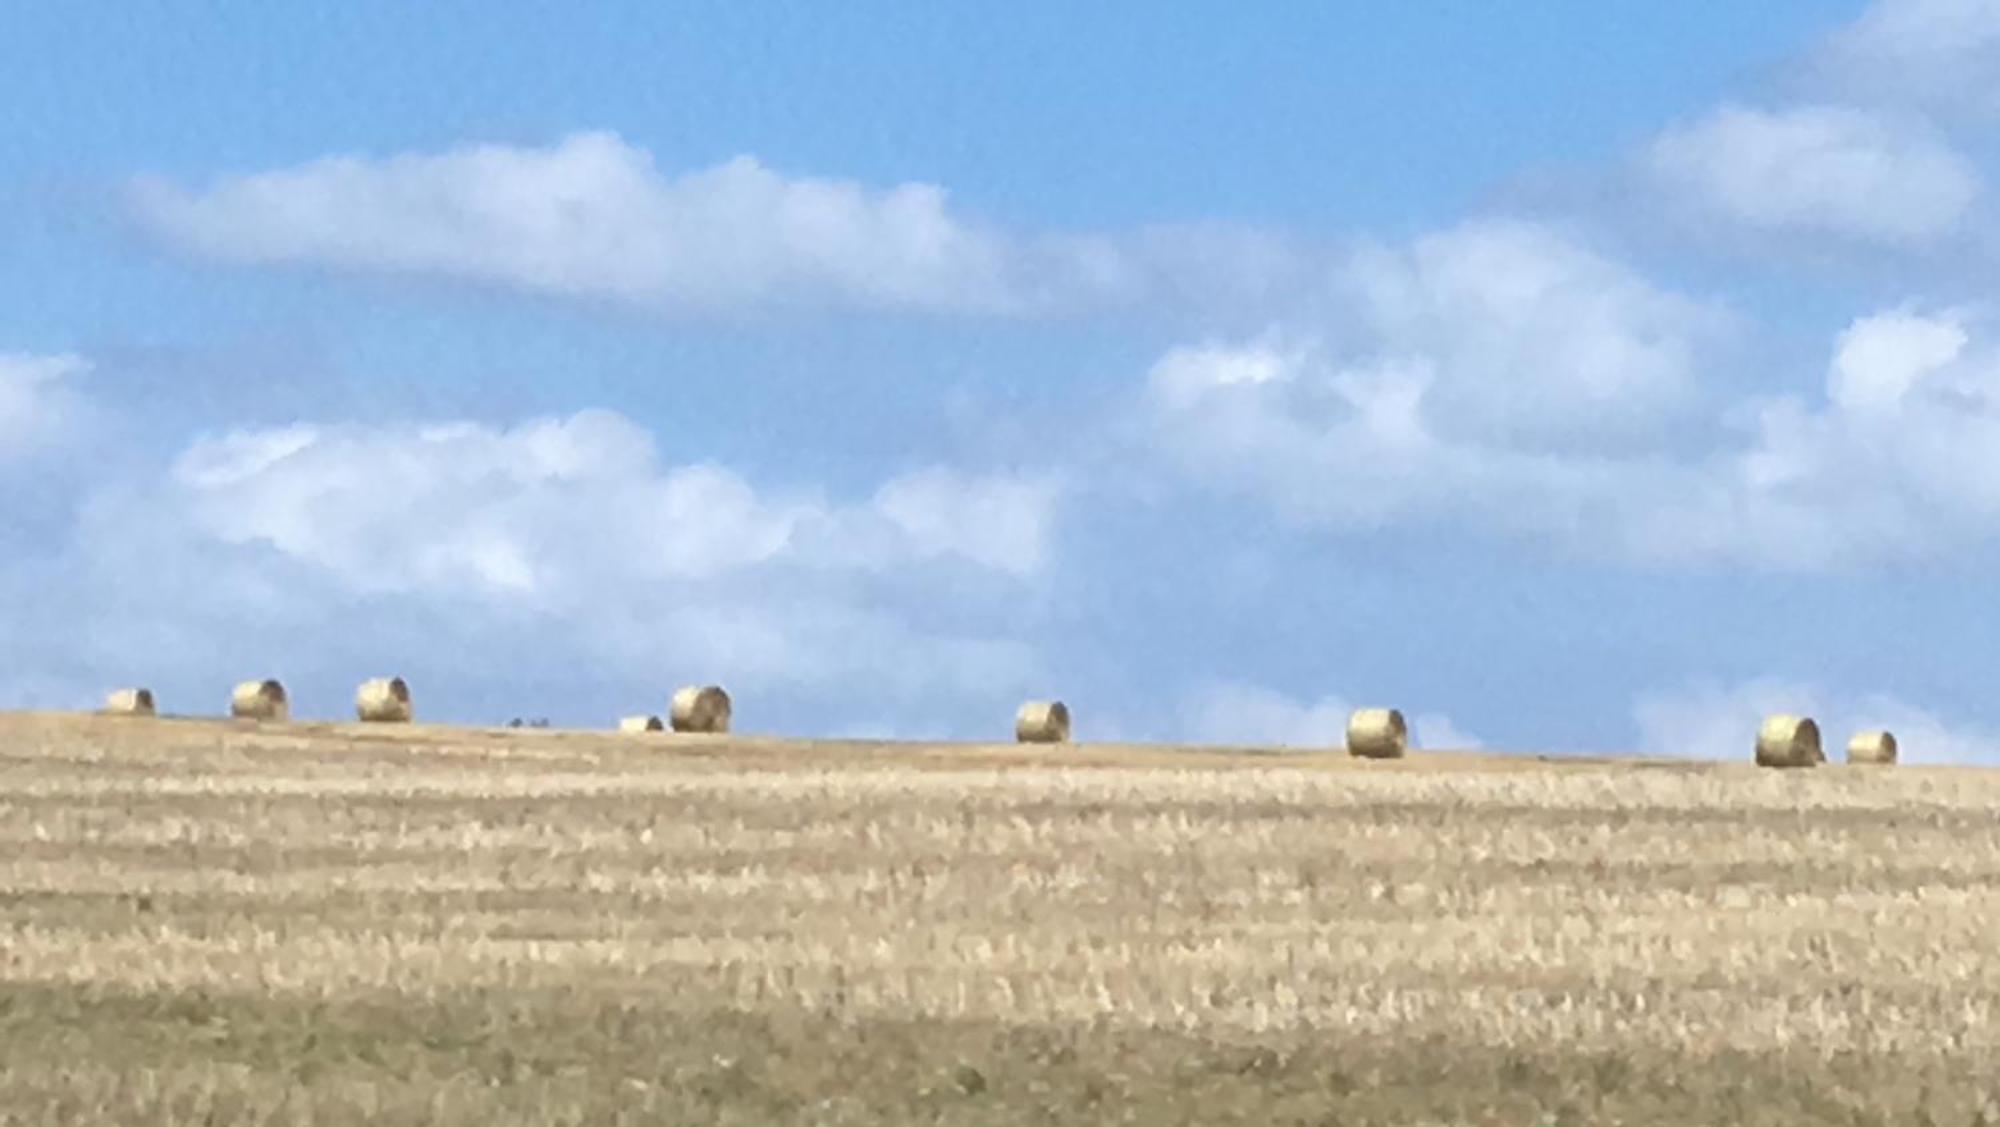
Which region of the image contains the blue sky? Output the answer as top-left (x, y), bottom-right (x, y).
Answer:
top-left (9, 0), bottom-right (2000, 761)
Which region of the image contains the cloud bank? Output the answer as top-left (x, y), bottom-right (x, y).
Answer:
top-left (129, 132), bottom-right (1137, 317)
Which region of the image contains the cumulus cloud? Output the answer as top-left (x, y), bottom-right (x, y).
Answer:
top-left (1644, 104), bottom-right (1979, 246)
top-left (1175, 682), bottom-right (1479, 751)
top-left (869, 468), bottom-right (1060, 577)
top-left (128, 132), bottom-right (1137, 317)
top-left (1807, 0), bottom-right (2000, 118)
top-left (1141, 221), bottom-right (1724, 543)
top-left (1628, 306), bottom-right (2000, 568)
top-left (1634, 676), bottom-right (1999, 764)
top-left (153, 410), bottom-right (1061, 600)
top-left (0, 353), bottom-right (87, 464)
top-left (1144, 291), bottom-right (2000, 571)
top-left (1342, 220), bottom-right (1726, 447)
top-left (164, 411), bottom-right (801, 598)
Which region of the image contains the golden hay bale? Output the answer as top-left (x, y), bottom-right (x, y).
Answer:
top-left (103, 688), bottom-right (155, 717)
top-left (1847, 729), bottom-right (1898, 765)
top-left (1346, 707), bottom-right (1408, 759)
top-left (1014, 700), bottom-right (1071, 743)
top-left (229, 679), bottom-right (289, 722)
top-left (669, 685), bottom-right (731, 733)
top-left (1755, 713), bottom-right (1823, 768)
top-left (618, 714), bottom-right (665, 733)
top-left (355, 677), bottom-right (413, 723)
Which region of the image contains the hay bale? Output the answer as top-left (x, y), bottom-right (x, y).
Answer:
top-left (1014, 700), bottom-right (1071, 743)
top-left (669, 685), bottom-right (731, 734)
top-left (618, 714), bottom-right (665, 733)
top-left (1847, 729), bottom-right (1898, 765)
top-left (355, 677), bottom-right (412, 723)
top-left (1755, 714), bottom-right (1823, 768)
top-left (1346, 708), bottom-right (1408, 759)
top-left (103, 688), bottom-right (155, 717)
top-left (229, 679), bottom-right (289, 722)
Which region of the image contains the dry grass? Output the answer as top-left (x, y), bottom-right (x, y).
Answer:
top-left (3, 711), bottom-right (2000, 1124)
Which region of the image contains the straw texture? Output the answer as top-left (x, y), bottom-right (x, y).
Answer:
top-left (1346, 708), bottom-right (1408, 759)
top-left (355, 677), bottom-right (413, 723)
top-left (1755, 714), bottom-right (1824, 768)
top-left (669, 686), bottom-right (731, 734)
top-left (1014, 700), bottom-right (1072, 744)
top-left (229, 679), bottom-right (288, 722)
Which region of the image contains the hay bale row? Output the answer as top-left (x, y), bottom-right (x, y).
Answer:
top-left (89, 681), bottom-right (1913, 766)
top-left (100, 683), bottom-right (1411, 755)
top-left (98, 677), bottom-right (411, 724)
top-left (1754, 715), bottom-right (1902, 767)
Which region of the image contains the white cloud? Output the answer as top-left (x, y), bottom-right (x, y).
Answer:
top-left (1138, 222), bottom-right (1719, 540)
top-left (870, 468), bottom-right (1060, 577)
top-left (165, 410), bottom-right (800, 596)
top-left (1178, 683), bottom-right (1352, 748)
top-left (1825, 308), bottom-right (1970, 412)
top-left (1176, 682), bottom-right (1479, 751)
top-left (1145, 294), bottom-right (2000, 572)
top-left (128, 132), bottom-right (1135, 317)
top-left (1146, 342), bottom-right (1501, 530)
top-left (1343, 220), bottom-right (1723, 447)
top-left (1634, 677), bottom-right (1999, 764)
top-left (0, 353), bottom-right (86, 463)
top-left (1644, 105), bottom-right (1979, 245)
top-left (1148, 338), bottom-right (1299, 409)
top-left (1626, 306), bottom-right (2000, 568)
top-left (154, 408), bottom-right (1057, 601)
top-left (1809, 0), bottom-right (2000, 117)
top-left (1140, 222), bottom-right (1729, 544)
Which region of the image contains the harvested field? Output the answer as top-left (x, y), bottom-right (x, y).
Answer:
top-left (2, 711), bottom-right (1998, 1124)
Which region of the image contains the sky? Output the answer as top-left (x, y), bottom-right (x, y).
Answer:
top-left (8, 0), bottom-right (2000, 761)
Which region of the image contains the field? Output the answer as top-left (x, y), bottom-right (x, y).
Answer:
top-left (3, 711), bottom-right (2000, 1124)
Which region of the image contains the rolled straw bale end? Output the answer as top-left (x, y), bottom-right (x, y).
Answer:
top-left (1346, 708), bottom-right (1408, 759)
top-left (669, 685), bottom-right (731, 733)
top-left (1014, 700), bottom-right (1071, 744)
top-left (103, 688), bottom-right (156, 717)
top-left (1847, 729), bottom-right (1898, 766)
top-left (1754, 714), bottom-right (1823, 768)
top-left (229, 679), bottom-right (289, 722)
top-left (356, 677), bottom-right (413, 723)
top-left (618, 714), bottom-right (665, 733)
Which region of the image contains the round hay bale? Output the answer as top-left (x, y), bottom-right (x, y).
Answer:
top-left (1346, 708), bottom-right (1408, 759)
top-left (669, 685), bottom-right (731, 734)
top-left (103, 688), bottom-right (155, 717)
top-left (1847, 729), bottom-right (1898, 766)
top-left (355, 677), bottom-right (412, 723)
top-left (618, 714), bottom-right (665, 733)
top-left (229, 679), bottom-right (289, 722)
top-left (1755, 714), bottom-right (1823, 768)
top-left (1014, 700), bottom-right (1071, 744)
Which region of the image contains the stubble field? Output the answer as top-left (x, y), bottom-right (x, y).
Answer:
top-left (2, 710), bottom-right (1999, 1124)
